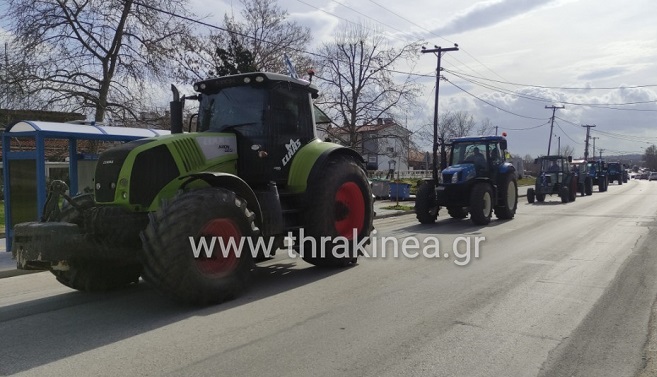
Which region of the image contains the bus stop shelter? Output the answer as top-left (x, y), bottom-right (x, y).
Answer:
top-left (2, 120), bottom-right (171, 251)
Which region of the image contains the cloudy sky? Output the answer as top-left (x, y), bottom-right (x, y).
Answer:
top-left (2, 0), bottom-right (653, 159)
top-left (186, 0), bottom-right (657, 159)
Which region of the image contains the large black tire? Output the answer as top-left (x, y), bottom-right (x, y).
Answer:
top-left (469, 183), bottom-right (493, 225)
top-left (527, 188), bottom-right (535, 203)
top-left (560, 187), bottom-right (569, 203)
top-left (415, 182), bottom-right (439, 223)
top-left (140, 188), bottom-right (258, 305)
top-left (536, 193), bottom-right (545, 202)
top-left (300, 156), bottom-right (374, 267)
top-left (447, 207), bottom-right (468, 219)
top-left (494, 174), bottom-right (518, 220)
top-left (569, 178), bottom-right (577, 202)
top-left (50, 194), bottom-right (143, 292)
top-left (585, 178), bottom-right (593, 196)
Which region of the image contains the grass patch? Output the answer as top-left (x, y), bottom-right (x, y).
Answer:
top-left (518, 177), bottom-right (535, 186)
top-left (0, 201), bottom-right (4, 229)
top-left (381, 204), bottom-right (414, 211)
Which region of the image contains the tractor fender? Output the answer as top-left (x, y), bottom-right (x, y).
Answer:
top-left (287, 139), bottom-right (365, 193)
top-left (307, 147), bottom-right (365, 185)
top-left (498, 162), bottom-right (516, 175)
top-left (179, 172), bottom-right (263, 224)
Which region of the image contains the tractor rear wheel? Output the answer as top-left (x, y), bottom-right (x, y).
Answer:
top-left (141, 188), bottom-right (257, 305)
top-left (527, 188), bottom-right (535, 203)
top-left (300, 156), bottom-right (374, 267)
top-left (50, 194), bottom-right (143, 292)
top-left (416, 181), bottom-right (439, 223)
top-left (569, 178), bottom-right (577, 202)
top-left (469, 183), bottom-right (493, 225)
top-left (560, 187), bottom-right (569, 203)
top-left (494, 174), bottom-right (518, 220)
top-left (585, 178), bottom-right (593, 195)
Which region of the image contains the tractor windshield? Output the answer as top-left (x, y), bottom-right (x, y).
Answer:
top-left (197, 86), bottom-right (266, 133)
top-left (451, 142), bottom-right (489, 168)
top-left (540, 159), bottom-right (563, 173)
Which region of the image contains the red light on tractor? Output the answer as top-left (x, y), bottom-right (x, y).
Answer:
top-left (502, 132), bottom-right (507, 137)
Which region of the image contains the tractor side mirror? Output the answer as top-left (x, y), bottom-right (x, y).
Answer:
top-left (500, 140), bottom-right (507, 151)
top-left (534, 158), bottom-right (538, 165)
top-left (568, 156), bottom-right (572, 162)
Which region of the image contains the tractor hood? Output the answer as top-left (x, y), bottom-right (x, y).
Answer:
top-left (95, 132), bottom-right (238, 210)
top-left (441, 164), bottom-right (476, 184)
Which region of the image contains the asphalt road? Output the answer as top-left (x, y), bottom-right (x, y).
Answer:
top-left (2, 180), bottom-right (657, 377)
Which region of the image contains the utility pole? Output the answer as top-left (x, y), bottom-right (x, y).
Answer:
top-left (422, 44), bottom-right (459, 182)
top-left (591, 136), bottom-right (599, 159)
top-left (494, 126), bottom-right (499, 136)
top-left (582, 124), bottom-right (596, 160)
top-left (557, 136), bottom-right (561, 155)
top-left (546, 105), bottom-right (564, 155)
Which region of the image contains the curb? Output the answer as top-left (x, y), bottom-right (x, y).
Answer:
top-left (374, 211), bottom-right (413, 219)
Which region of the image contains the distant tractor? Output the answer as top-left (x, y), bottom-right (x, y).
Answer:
top-left (415, 136), bottom-right (518, 226)
top-left (587, 160), bottom-right (608, 192)
top-left (11, 71), bottom-right (375, 305)
top-left (527, 155), bottom-right (578, 204)
top-left (606, 162), bottom-right (624, 185)
top-left (571, 159), bottom-right (594, 196)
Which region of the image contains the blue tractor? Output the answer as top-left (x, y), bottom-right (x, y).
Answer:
top-left (415, 135), bottom-right (518, 225)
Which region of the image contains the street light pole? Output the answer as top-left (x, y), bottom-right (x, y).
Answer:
top-left (422, 44), bottom-right (459, 182)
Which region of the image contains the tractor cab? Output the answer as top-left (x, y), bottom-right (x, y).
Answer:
top-left (442, 137), bottom-right (508, 184)
top-left (527, 155), bottom-right (577, 203)
top-left (193, 72), bottom-right (318, 187)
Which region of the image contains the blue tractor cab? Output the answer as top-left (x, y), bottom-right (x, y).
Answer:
top-left (415, 135), bottom-right (518, 225)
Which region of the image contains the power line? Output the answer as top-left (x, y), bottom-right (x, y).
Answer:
top-left (446, 69), bottom-right (657, 110)
top-left (443, 77), bottom-right (548, 120)
top-left (299, 0), bottom-right (420, 44)
top-left (363, 0), bottom-right (509, 82)
top-left (443, 69), bottom-right (657, 90)
top-left (553, 120), bottom-right (582, 145)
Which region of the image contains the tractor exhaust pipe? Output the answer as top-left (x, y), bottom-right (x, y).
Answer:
top-left (170, 84), bottom-right (183, 134)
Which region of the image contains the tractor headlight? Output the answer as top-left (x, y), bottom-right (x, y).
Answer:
top-left (451, 173), bottom-right (459, 183)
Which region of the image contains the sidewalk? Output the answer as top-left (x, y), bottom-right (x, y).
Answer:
top-left (0, 186), bottom-right (532, 278)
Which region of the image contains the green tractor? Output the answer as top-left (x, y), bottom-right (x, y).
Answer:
top-left (526, 155), bottom-right (578, 203)
top-left (11, 72), bottom-right (374, 305)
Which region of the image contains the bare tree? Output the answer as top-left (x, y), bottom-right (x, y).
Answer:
top-left (314, 22), bottom-right (422, 150)
top-left (2, 0), bottom-right (195, 123)
top-left (559, 145), bottom-right (575, 158)
top-left (477, 117), bottom-right (496, 136)
top-left (178, 0), bottom-right (312, 82)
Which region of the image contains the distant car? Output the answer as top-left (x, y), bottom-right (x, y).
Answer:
top-left (649, 172), bottom-right (657, 181)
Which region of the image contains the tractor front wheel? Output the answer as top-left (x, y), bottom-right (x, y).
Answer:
top-left (300, 156), bottom-right (374, 267)
top-left (494, 174), bottom-right (518, 220)
top-left (416, 181), bottom-right (439, 223)
top-left (527, 188), bottom-right (535, 203)
top-left (469, 183), bottom-right (493, 225)
top-left (49, 194), bottom-right (143, 292)
top-left (140, 188), bottom-right (257, 305)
